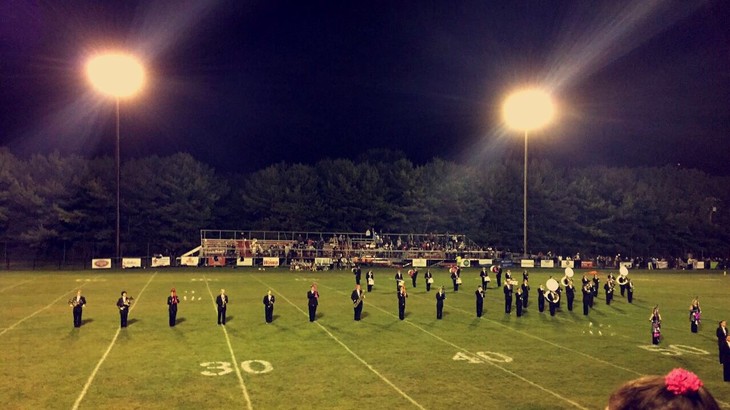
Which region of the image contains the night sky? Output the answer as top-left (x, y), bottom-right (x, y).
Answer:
top-left (1, 0), bottom-right (729, 174)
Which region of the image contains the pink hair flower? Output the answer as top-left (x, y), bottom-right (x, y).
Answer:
top-left (665, 368), bottom-right (703, 395)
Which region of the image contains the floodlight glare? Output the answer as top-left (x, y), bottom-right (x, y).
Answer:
top-left (86, 53), bottom-right (145, 99)
top-left (502, 88), bottom-right (555, 132)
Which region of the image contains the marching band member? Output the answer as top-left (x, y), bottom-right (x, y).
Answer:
top-left (167, 288), bottom-right (179, 327)
top-left (116, 290), bottom-right (132, 328)
top-left (351, 284), bottom-right (364, 321)
top-left (689, 298), bottom-right (701, 333)
top-left (547, 290), bottom-right (558, 317)
top-left (70, 289), bottom-right (86, 328)
top-left (604, 279), bottom-right (615, 305)
top-left (480, 267), bottom-right (490, 290)
top-left (495, 265), bottom-right (503, 287)
top-left (352, 265), bottom-right (362, 285)
top-left (394, 270), bottom-right (405, 291)
top-left (436, 286), bottom-right (446, 319)
top-left (717, 320), bottom-right (728, 364)
top-left (723, 335), bottom-right (730, 382)
top-left (627, 279), bottom-right (634, 303)
top-left (592, 273), bottom-right (600, 298)
top-left (216, 288), bottom-right (228, 326)
top-left (522, 270), bottom-right (529, 281)
top-left (537, 284), bottom-right (545, 313)
top-left (397, 285), bottom-right (408, 320)
top-left (607, 368), bottom-right (721, 409)
top-left (565, 280), bottom-right (575, 312)
top-left (424, 269), bottom-right (433, 292)
top-left (650, 306), bottom-right (662, 345)
top-left (307, 284), bottom-right (319, 322)
top-left (263, 290), bottom-right (275, 323)
top-left (450, 266), bottom-right (460, 292)
top-left (366, 270), bottom-right (375, 293)
top-left (503, 280), bottom-right (513, 314)
top-left (505, 270), bottom-right (512, 283)
top-left (515, 286), bottom-right (524, 317)
top-left (521, 279), bottom-right (530, 308)
top-left (582, 282), bottom-right (592, 316)
top-left (475, 285), bottom-right (484, 318)
top-left (409, 268), bottom-right (418, 288)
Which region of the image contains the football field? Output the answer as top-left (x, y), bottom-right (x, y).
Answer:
top-left (0, 268), bottom-right (728, 409)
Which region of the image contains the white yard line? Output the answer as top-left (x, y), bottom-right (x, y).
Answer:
top-left (317, 283), bottom-right (587, 410)
top-left (72, 272), bottom-right (157, 410)
top-left (0, 278), bottom-right (95, 337)
top-left (255, 276), bottom-right (426, 410)
top-left (204, 276), bottom-right (253, 410)
top-left (0, 277), bottom-right (41, 293)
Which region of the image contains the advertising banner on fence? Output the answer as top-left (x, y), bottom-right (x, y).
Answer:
top-left (560, 260), bottom-right (574, 268)
top-left (540, 259), bottom-right (555, 268)
top-left (92, 258), bottom-right (112, 269)
top-left (263, 257), bottom-right (280, 267)
top-left (478, 259), bottom-right (493, 266)
top-left (151, 256), bottom-right (171, 267)
top-left (236, 257), bottom-right (253, 266)
top-left (656, 260), bottom-right (669, 269)
top-left (412, 258), bottom-right (428, 268)
top-left (521, 259), bottom-right (535, 268)
top-left (208, 256), bottom-right (226, 267)
top-left (122, 258), bottom-right (142, 269)
top-left (180, 256), bottom-right (199, 266)
top-left (581, 261), bottom-right (594, 268)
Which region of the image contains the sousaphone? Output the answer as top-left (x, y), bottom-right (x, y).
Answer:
top-left (617, 265), bottom-right (629, 286)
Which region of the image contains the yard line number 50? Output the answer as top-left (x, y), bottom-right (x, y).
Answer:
top-left (200, 360), bottom-right (273, 376)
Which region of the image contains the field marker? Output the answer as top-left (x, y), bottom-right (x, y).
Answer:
top-left (203, 276), bottom-right (253, 410)
top-left (409, 289), bottom-right (645, 377)
top-left (0, 278), bottom-right (97, 337)
top-left (253, 276), bottom-right (426, 410)
top-left (317, 283), bottom-right (588, 410)
top-left (72, 272), bottom-right (157, 410)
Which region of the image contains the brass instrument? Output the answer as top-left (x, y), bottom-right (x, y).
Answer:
top-left (68, 297), bottom-right (78, 308)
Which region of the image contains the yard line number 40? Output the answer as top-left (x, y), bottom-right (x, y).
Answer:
top-left (200, 360), bottom-right (273, 376)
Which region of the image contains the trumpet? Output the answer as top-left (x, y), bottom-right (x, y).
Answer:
top-left (68, 297), bottom-right (79, 307)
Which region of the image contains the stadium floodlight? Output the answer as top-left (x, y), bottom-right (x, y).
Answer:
top-left (502, 88), bottom-right (555, 258)
top-left (86, 52), bottom-right (146, 267)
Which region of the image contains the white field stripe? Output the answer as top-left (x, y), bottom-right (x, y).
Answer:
top-left (0, 277), bottom-right (40, 293)
top-left (410, 290), bottom-right (644, 377)
top-left (72, 272), bottom-right (157, 410)
top-left (254, 276), bottom-right (426, 410)
top-left (317, 283), bottom-right (587, 410)
top-left (0, 278), bottom-right (95, 337)
top-left (203, 276), bottom-right (253, 410)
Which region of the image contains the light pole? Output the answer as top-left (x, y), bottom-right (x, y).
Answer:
top-left (86, 52), bottom-right (145, 266)
top-left (502, 88), bottom-right (555, 259)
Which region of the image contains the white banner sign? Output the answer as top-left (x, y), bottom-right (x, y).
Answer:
top-left (540, 259), bottom-right (555, 268)
top-left (560, 260), bottom-right (574, 268)
top-left (92, 258), bottom-right (112, 269)
top-left (236, 257), bottom-right (253, 266)
top-left (263, 257), bottom-right (280, 267)
top-left (180, 256), bottom-right (199, 267)
top-left (122, 258), bottom-right (142, 269)
top-left (151, 256), bottom-right (171, 267)
top-left (521, 259), bottom-right (535, 268)
top-left (695, 261), bottom-right (705, 269)
top-left (478, 259), bottom-right (493, 266)
top-left (412, 258), bottom-right (428, 268)
top-left (656, 261), bottom-right (668, 269)
top-left (314, 258), bottom-right (332, 266)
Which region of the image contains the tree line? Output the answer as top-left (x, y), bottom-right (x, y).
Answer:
top-left (0, 148), bottom-right (727, 265)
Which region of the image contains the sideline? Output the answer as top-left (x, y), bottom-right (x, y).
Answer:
top-left (0, 278), bottom-right (96, 337)
top-left (204, 276), bottom-right (253, 410)
top-left (254, 276), bottom-right (426, 410)
top-left (317, 282), bottom-right (587, 410)
top-left (71, 272), bottom-right (157, 410)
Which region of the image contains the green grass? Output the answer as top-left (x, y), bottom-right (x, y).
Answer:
top-left (0, 268), bottom-right (728, 409)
